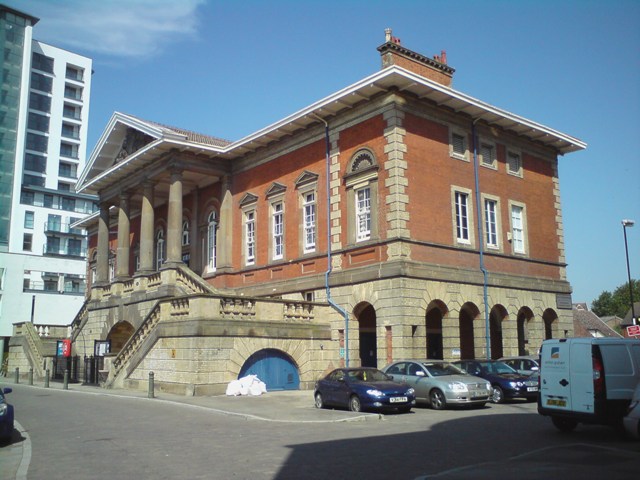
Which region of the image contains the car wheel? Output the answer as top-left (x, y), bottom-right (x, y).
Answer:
top-left (314, 392), bottom-right (324, 409)
top-left (349, 395), bottom-right (362, 412)
top-left (491, 386), bottom-right (504, 404)
top-left (429, 389), bottom-right (446, 410)
top-left (551, 416), bottom-right (578, 432)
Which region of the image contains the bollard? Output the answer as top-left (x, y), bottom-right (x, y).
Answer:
top-left (28, 367), bottom-right (33, 385)
top-left (148, 371), bottom-right (155, 398)
top-left (63, 369), bottom-right (69, 390)
top-left (14, 367), bottom-right (19, 384)
top-left (44, 369), bottom-right (50, 388)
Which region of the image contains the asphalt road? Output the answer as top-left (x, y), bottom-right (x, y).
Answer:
top-left (2, 384), bottom-right (639, 479)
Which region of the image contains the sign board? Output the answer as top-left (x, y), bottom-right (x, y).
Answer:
top-left (339, 348), bottom-right (345, 358)
top-left (56, 339), bottom-right (71, 357)
top-left (626, 325), bottom-right (640, 337)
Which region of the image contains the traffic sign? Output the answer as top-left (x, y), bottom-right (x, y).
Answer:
top-left (626, 325), bottom-right (640, 337)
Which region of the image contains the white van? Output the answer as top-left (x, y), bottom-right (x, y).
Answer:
top-left (538, 337), bottom-right (640, 432)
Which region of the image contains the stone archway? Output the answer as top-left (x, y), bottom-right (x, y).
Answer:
top-left (459, 302), bottom-right (480, 359)
top-left (517, 307), bottom-right (534, 355)
top-left (543, 308), bottom-right (558, 340)
top-left (354, 302), bottom-right (377, 368)
top-left (490, 305), bottom-right (508, 359)
top-left (426, 300), bottom-right (447, 360)
top-left (106, 321), bottom-right (135, 354)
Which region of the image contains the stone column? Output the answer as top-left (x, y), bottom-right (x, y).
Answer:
top-left (138, 181), bottom-right (155, 273)
top-left (189, 187), bottom-right (199, 270)
top-left (165, 169), bottom-right (183, 265)
top-left (217, 175), bottom-right (233, 270)
top-left (115, 192), bottom-right (131, 279)
top-left (96, 202), bottom-right (110, 284)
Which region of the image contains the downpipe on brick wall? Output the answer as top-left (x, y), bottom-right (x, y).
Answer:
top-left (314, 114), bottom-right (350, 367)
top-left (472, 119), bottom-right (491, 360)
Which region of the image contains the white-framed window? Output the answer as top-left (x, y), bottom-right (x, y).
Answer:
top-left (484, 199), bottom-right (498, 248)
top-left (207, 211), bottom-right (217, 271)
top-left (356, 187), bottom-right (371, 242)
top-left (480, 142), bottom-right (496, 169)
top-left (245, 210), bottom-right (256, 265)
top-left (510, 204), bottom-right (525, 254)
top-left (272, 201), bottom-right (284, 260)
top-left (109, 258), bottom-right (115, 280)
top-left (455, 191), bottom-right (470, 243)
top-left (155, 228), bottom-right (165, 270)
top-left (303, 191), bottom-right (316, 252)
top-left (304, 291), bottom-right (315, 302)
top-left (450, 129), bottom-right (468, 161)
top-left (181, 220), bottom-right (190, 246)
top-left (507, 150), bottom-right (523, 177)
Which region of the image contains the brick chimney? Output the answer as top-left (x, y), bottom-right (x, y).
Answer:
top-left (377, 28), bottom-right (455, 87)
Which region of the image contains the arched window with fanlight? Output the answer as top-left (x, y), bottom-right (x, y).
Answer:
top-left (344, 148), bottom-right (379, 244)
top-left (207, 211), bottom-right (217, 271)
top-left (155, 227), bottom-right (165, 270)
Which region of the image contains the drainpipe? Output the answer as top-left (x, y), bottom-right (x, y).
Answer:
top-left (313, 114), bottom-right (350, 367)
top-left (472, 119), bottom-right (491, 360)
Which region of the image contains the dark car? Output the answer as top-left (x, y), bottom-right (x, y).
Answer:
top-left (453, 360), bottom-right (538, 404)
top-left (499, 356), bottom-right (540, 377)
top-left (314, 367), bottom-right (416, 413)
top-left (0, 386), bottom-right (14, 442)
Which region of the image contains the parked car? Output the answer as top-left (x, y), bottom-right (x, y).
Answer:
top-left (453, 360), bottom-right (538, 404)
top-left (624, 382), bottom-right (640, 440)
top-left (314, 367), bottom-right (415, 413)
top-left (499, 356), bottom-right (540, 377)
top-left (0, 386), bottom-right (14, 442)
top-left (382, 360), bottom-right (491, 410)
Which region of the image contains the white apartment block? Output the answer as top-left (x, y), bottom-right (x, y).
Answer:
top-left (0, 5), bottom-right (96, 356)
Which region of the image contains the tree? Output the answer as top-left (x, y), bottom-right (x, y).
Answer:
top-left (591, 280), bottom-right (640, 318)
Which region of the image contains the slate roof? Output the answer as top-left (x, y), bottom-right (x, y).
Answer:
top-left (573, 308), bottom-right (622, 338)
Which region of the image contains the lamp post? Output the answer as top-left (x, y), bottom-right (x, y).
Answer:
top-left (622, 219), bottom-right (636, 326)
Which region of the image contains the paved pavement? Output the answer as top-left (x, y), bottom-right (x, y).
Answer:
top-left (0, 377), bottom-right (376, 480)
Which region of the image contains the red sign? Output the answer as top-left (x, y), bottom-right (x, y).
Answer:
top-left (626, 325), bottom-right (640, 337)
top-left (61, 339), bottom-right (72, 357)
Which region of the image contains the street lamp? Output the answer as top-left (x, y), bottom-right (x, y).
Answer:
top-left (622, 219), bottom-right (636, 325)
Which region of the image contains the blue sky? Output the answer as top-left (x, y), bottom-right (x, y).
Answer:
top-left (8, 0), bottom-right (639, 307)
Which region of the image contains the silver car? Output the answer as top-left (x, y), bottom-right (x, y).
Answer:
top-left (383, 360), bottom-right (492, 410)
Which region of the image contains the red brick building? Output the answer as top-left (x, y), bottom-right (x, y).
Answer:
top-left (62, 31), bottom-right (585, 394)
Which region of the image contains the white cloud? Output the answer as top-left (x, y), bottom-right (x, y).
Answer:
top-left (10, 0), bottom-right (206, 58)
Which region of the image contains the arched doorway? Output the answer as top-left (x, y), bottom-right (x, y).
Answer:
top-left (490, 305), bottom-right (508, 359)
top-left (239, 349), bottom-right (300, 391)
top-left (106, 321), bottom-right (135, 354)
top-left (543, 308), bottom-right (558, 340)
top-left (355, 302), bottom-right (377, 368)
top-left (459, 302), bottom-right (479, 359)
top-left (517, 307), bottom-right (534, 355)
top-left (426, 300), bottom-right (446, 359)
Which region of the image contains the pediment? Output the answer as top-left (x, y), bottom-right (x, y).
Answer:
top-left (295, 170), bottom-right (319, 188)
top-left (240, 192), bottom-right (258, 207)
top-left (265, 182), bottom-right (287, 198)
top-left (113, 127), bottom-right (155, 165)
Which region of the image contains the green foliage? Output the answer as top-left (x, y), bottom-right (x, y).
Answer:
top-left (591, 280), bottom-right (640, 318)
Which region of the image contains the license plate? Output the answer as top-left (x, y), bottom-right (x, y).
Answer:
top-left (527, 387), bottom-right (538, 392)
top-left (546, 399), bottom-right (566, 407)
top-left (390, 396), bottom-right (407, 403)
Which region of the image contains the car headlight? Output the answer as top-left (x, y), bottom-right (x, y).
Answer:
top-left (366, 389), bottom-right (384, 397)
top-left (509, 381), bottom-right (518, 388)
top-left (406, 388), bottom-right (415, 395)
top-left (448, 382), bottom-right (468, 392)
top-left (0, 403), bottom-right (7, 416)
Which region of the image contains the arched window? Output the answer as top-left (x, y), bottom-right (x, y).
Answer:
top-left (207, 211), bottom-right (217, 271)
top-left (182, 219), bottom-right (190, 246)
top-left (155, 228), bottom-right (165, 270)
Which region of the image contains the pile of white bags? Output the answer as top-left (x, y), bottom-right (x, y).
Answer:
top-left (225, 374), bottom-right (267, 396)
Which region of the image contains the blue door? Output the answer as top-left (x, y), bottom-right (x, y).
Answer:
top-left (239, 349), bottom-right (300, 391)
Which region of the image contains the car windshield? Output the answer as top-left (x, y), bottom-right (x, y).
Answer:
top-left (479, 361), bottom-right (517, 375)
top-left (423, 362), bottom-right (464, 377)
top-left (347, 369), bottom-right (389, 382)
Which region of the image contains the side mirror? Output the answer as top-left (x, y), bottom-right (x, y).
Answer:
top-left (2, 387), bottom-right (12, 394)
top-left (531, 366), bottom-right (539, 371)
top-left (415, 370), bottom-right (426, 377)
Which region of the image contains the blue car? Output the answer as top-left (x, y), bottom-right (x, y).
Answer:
top-left (314, 367), bottom-right (416, 413)
top-left (453, 360), bottom-right (538, 404)
top-left (0, 387), bottom-right (14, 442)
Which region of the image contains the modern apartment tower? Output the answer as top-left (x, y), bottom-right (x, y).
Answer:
top-left (0, 4), bottom-right (95, 359)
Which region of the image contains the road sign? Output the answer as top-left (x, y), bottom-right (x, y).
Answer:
top-left (626, 325), bottom-right (640, 337)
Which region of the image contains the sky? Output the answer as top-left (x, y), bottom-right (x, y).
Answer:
top-left (6, 0), bottom-right (639, 307)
